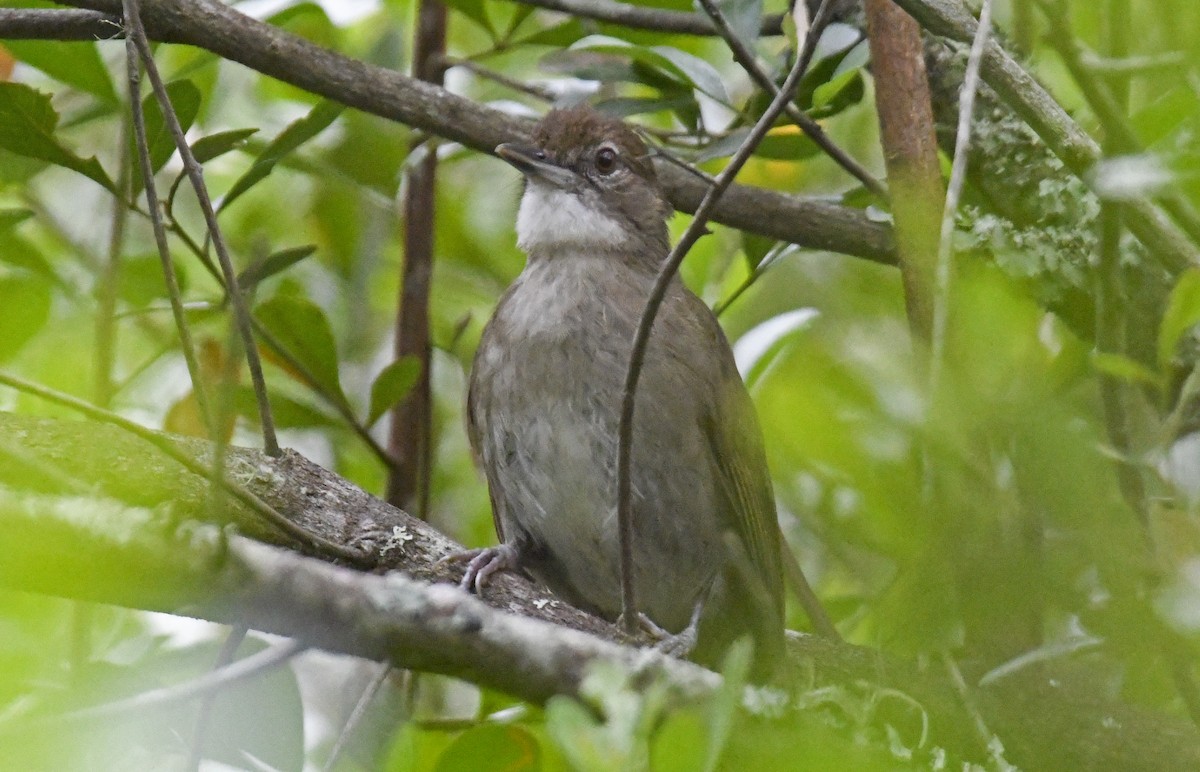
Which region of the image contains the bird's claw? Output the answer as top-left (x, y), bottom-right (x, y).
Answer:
top-left (438, 544), bottom-right (519, 595)
top-left (635, 602), bottom-right (704, 658)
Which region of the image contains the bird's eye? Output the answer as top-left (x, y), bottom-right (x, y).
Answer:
top-left (595, 146), bottom-right (618, 174)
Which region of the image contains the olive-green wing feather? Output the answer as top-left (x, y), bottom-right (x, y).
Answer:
top-left (703, 377), bottom-right (785, 623)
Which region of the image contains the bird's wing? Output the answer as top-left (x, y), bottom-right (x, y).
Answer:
top-left (702, 365), bottom-right (786, 622)
top-left (466, 355), bottom-right (508, 544)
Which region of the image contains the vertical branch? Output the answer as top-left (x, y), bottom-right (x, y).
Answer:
top-left (386, 0), bottom-right (446, 515)
top-left (123, 0), bottom-right (281, 457)
top-left (615, 0), bottom-right (838, 634)
top-left (864, 0), bottom-right (946, 341)
top-left (930, 0), bottom-right (992, 387)
top-left (121, 0), bottom-right (213, 435)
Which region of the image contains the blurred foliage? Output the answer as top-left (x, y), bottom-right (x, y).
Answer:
top-left (2, 0), bottom-right (1200, 768)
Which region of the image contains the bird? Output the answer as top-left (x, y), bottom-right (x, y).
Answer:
top-left (452, 105), bottom-right (786, 670)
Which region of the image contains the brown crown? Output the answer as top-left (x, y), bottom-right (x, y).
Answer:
top-left (531, 105), bottom-right (658, 183)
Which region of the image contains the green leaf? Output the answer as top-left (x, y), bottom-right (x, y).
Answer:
top-left (3, 40), bottom-right (117, 104)
top-left (1159, 268), bottom-right (1200, 368)
top-left (1090, 352), bottom-right (1160, 387)
top-left (442, 0), bottom-right (495, 37)
top-left (810, 68), bottom-right (864, 116)
top-left (368, 356), bottom-right (422, 426)
top-left (220, 100), bottom-right (344, 213)
top-left (702, 0), bottom-right (763, 50)
top-left (119, 253), bottom-right (189, 308)
top-left (232, 386), bottom-right (337, 429)
top-left (0, 274), bottom-right (52, 362)
top-left (569, 36), bottom-right (730, 103)
top-left (132, 80), bottom-right (202, 195)
top-left (191, 128), bottom-right (258, 163)
top-left (515, 18), bottom-right (587, 47)
top-left (255, 295), bottom-right (344, 400)
top-left (596, 94), bottom-right (697, 119)
top-left (433, 724), bottom-right (540, 772)
top-left (0, 209), bottom-right (33, 232)
top-left (237, 244), bottom-right (317, 289)
top-left (0, 83), bottom-right (114, 191)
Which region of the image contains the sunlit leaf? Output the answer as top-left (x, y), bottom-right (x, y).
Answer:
top-left (367, 356), bottom-right (421, 426)
top-left (255, 295), bottom-right (344, 400)
top-left (1159, 268), bottom-right (1200, 368)
top-left (0, 83), bottom-right (114, 191)
top-left (433, 724), bottom-right (540, 772)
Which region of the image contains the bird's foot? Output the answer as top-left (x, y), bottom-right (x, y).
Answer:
top-left (635, 602), bottom-right (704, 659)
top-left (438, 544), bottom-right (520, 595)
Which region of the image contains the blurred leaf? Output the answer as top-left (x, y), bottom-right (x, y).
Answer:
top-left (741, 233), bottom-right (776, 269)
top-left (132, 80), bottom-right (202, 195)
top-left (756, 127), bottom-right (820, 160)
top-left (191, 127), bottom-right (259, 163)
top-left (3, 39), bottom-right (116, 103)
top-left (515, 18), bottom-right (587, 47)
top-left (119, 252), bottom-right (188, 308)
top-left (1159, 268), bottom-right (1200, 368)
top-left (0, 83), bottom-right (114, 191)
top-left (0, 274), bottom-right (52, 362)
top-left (596, 94), bottom-right (696, 119)
top-left (443, 0), bottom-right (495, 37)
top-left (701, 0), bottom-right (763, 49)
top-left (1131, 85), bottom-right (1200, 148)
top-left (1089, 154), bottom-right (1174, 201)
top-left (255, 294), bottom-right (345, 400)
top-left (266, 2), bottom-right (338, 47)
top-left (810, 68), bottom-right (864, 117)
top-left (1090, 351), bottom-right (1160, 386)
top-left (368, 356), bottom-right (421, 426)
top-left (733, 308), bottom-right (820, 385)
top-left (237, 244), bottom-right (317, 289)
top-left (569, 36), bottom-right (730, 103)
top-left (0, 208), bottom-right (32, 231)
top-left (220, 100), bottom-right (344, 213)
top-left (433, 724), bottom-right (540, 772)
top-left (232, 386), bottom-right (338, 429)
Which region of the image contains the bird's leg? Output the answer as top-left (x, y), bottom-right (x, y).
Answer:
top-left (438, 544), bottom-right (521, 594)
top-left (637, 601), bottom-right (705, 658)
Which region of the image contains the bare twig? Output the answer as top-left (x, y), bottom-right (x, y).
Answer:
top-left (20, 639), bottom-right (306, 730)
top-left (321, 663), bottom-right (394, 772)
top-left (122, 0), bottom-right (281, 456)
top-left (0, 7), bottom-right (118, 39)
top-left (615, 0), bottom-right (839, 636)
top-left (122, 0), bottom-right (214, 435)
top-left (501, 0), bottom-right (784, 37)
top-left (387, 0), bottom-right (446, 515)
top-left (929, 0), bottom-right (992, 387)
top-left (695, 0), bottom-right (887, 200)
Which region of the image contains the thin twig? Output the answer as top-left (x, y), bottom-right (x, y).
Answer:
top-left (321, 663), bottom-right (394, 772)
top-left (186, 626), bottom-right (248, 772)
top-left (30, 639), bottom-right (305, 730)
top-left (437, 55), bottom-right (556, 102)
top-left (614, 0), bottom-right (839, 635)
top-left (122, 0), bottom-right (215, 436)
top-left (500, 0), bottom-right (785, 37)
top-left (123, 0), bottom-right (281, 456)
top-left (0, 369), bottom-right (370, 565)
top-left (929, 0), bottom-right (992, 389)
top-left (695, 0), bottom-right (888, 200)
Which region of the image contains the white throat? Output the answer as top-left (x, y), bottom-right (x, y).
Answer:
top-left (515, 183), bottom-right (627, 253)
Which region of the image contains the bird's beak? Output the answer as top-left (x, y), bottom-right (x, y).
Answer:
top-left (496, 143), bottom-right (576, 189)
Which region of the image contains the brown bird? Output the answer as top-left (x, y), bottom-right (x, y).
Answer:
top-left (454, 105), bottom-right (786, 668)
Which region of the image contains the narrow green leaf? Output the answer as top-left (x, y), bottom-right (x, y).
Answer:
top-left (515, 18), bottom-right (587, 47)
top-left (255, 295), bottom-right (344, 400)
top-left (132, 80), bottom-right (202, 195)
top-left (1158, 268), bottom-right (1200, 367)
top-left (569, 36), bottom-right (730, 103)
top-left (368, 356), bottom-right (422, 426)
top-left (237, 245), bottom-right (317, 289)
top-left (191, 128), bottom-right (258, 164)
top-left (1090, 352), bottom-right (1160, 387)
top-left (3, 40), bottom-right (117, 104)
top-left (0, 83), bottom-right (114, 191)
top-left (219, 100), bottom-right (344, 212)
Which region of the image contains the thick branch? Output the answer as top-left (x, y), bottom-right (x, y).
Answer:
top-left (22, 0), bottom-right (892, 264)
top-left (2, 409), bottom-right (1200, 769)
